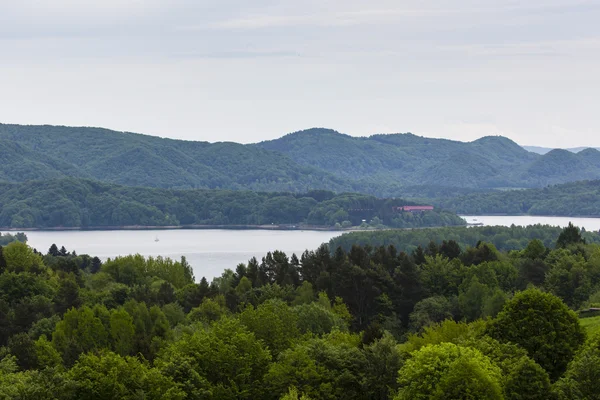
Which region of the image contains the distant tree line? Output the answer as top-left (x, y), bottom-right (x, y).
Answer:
top-left (330, 223), bottom-right (600, 253)
top-left (0, 178), bottom-right (464, 229)
top-left (0, 232), bottom-right (27, 246)
top-left (431, 180), bottom-right (600, 216)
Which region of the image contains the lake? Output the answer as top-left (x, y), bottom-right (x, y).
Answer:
top-left (24, 229), bottom-right (342, 280)
top-left (22, 216), bottom-right (600, 281)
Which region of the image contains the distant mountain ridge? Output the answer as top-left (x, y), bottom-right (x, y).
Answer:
top-left (1, 123), bottom-right (600, 196)
top-left (256, 128), bottom-right (600, 190)
top-left (523, 145), bottom-right (600, 155)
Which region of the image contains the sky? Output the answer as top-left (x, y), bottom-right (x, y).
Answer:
top-left (0, 0), bottom-right (599, 147)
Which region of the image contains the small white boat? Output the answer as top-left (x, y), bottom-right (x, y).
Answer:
top-left (154, 236), bottom-right (160, 242)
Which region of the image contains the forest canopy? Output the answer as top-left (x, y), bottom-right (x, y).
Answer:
top-left (330, 224), bottom-right (600, 253)
top-left (0, 178), bottom-right (464, 229)
top-left (3, 124), bottom-right (600, 195)
top-left (432, 180), bottom-right (600, 216)
top-left (0, 223), bottom-right (598, 398)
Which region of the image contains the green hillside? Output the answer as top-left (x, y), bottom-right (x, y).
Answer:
top-left (257, 129), bottom-right (538, 188)
top-left (0, 178), bottom-right (464, 229)
top-left (0, 124), bottom-right (351, 192)
top-left (433, 180), bottom-right (600, 216)
top-left (258, 128), bottom-right (600, 189)
top-left (2, 124), bottom-right (600, 195)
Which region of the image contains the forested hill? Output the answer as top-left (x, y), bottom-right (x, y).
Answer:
top-left (432, 180), bottom-right (600, 216)
top-left (257, 128), bottom-right (600, 189)
top-left (2, 123), bottom-right (600, 195)
top-left (0, 178), bottom-right (464, 229)
top-left (0, 124), bottom-right (351, 193)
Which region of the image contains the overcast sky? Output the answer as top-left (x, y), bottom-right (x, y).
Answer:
top-left (1, 0), bottom-right (599, 147)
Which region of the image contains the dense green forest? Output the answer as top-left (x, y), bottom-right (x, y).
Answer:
top-left (330, 224), bottom-right (600, 253)
top-left (0, 224), bottom-right (600, 398)
top-left (431, 180), bottom-right (600, 216)
top-left (0, 178), bottom-right (464, 229)
top-left (0, 232), bottom-right (27, 246)
top-left (258, 128), bottom-right (600, 189)
top-left (2, 124), bottom-right (600, 195)
top-left (0, 124), bottom-right (351, 193)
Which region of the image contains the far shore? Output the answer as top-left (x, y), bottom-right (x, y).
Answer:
top-left (6, 214), bottom-right (599, 233)
top-left (459, 213), bottom-right (600, 218)
top-left (0, 222), bottom-right (467, 233)
top-left (1, 224), bottom-right (344, 232)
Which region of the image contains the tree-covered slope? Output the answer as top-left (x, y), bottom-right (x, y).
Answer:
top-left (433, 180), bottom-right (600, 216)
top-left (257, 129), bottom-right (543, 188)
top-left (517, 149), bottom-right (600, 186)
top-left (0, 124), bottom-right (350, 192)
top-left (258, 128), bottom-right (600, 189)
top-left (0, 178), bottom-right (464, 229)
top-left (2, 123), bottom-right (600, 194)
top-left (0, 140), bottom-right (89, 182)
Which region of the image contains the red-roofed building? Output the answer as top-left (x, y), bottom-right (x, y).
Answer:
top-left (399, 205), bottom-right (434, 212)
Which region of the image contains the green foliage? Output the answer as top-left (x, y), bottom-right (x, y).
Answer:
top-left (259, 128), bottom-right (600, 191)
top-left (556, 222), bottom-right (586, 248)
top-left (0, 232), bottom-right (27, 246)
top-left (408, 296), bottom-right (455, 332)
top-left (5, 124), bottom-right (598, 198)
top-left (362, 332), bottom-right (403, 400)
top-left (157, 317), bottom-right (272, 399)
top-left (239, 299), bottom-right (300, 357)
top-left (293, 302), bottom-right (348, 336)
top-left (34, 335), bottom-right (62, 369)
top-left (331, 224), bottom-right (600, 253)
top-left (1, 242), bottom-right (45, 273)
top-left (435, 180), bottom-right (600, 216)
top-left (400, 319), bottom-right (486, 356)
top-left (1, 226), bottom-right (600, 398)
top-left (187, 295), bottom-right (229, 324)
top-left (52, 306), bottom-right (109, 366)
top-left (579, 315), bottom-right (600, 336)
top-left (0, 367), bottom-right (69, 399)
top-left (0, 178), bottom-right (464, 229)
top-left (552, 333), bottom-right (600, 399)
top-left (280, 386), bottom-right (313, 400)
top-left (395, 342), bottom-right (503, 400)
top-left (488, 288), bottom-right (586, 380)
top-left (266, 331), bottom-right (368, 400)
top-left (67, 351), bottom-right (184, 400)
top-left (102, 254), bottom-right (194, 288)
top-left (503, 356), bottom-right (552, 400)
top-left (0, 124), bottom-right (351, 193)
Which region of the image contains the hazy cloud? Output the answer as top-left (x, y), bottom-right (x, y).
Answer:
top-left (0, 0), bottom-right (599, 147)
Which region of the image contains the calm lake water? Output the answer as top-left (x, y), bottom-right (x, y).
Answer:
top-left (22, 216), bottom-right (600, 280)
top-left (24, 229), bottom-right (342, 280)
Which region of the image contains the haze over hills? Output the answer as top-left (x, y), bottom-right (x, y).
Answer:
top-left (1, 123), bottom-right (600, 196)
top-left (523, 145), bottom-right (600, 155)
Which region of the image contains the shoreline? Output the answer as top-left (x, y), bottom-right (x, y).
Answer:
top-left (459, 213), bottom-right (600, 218)
top-left (0, 222), bottom-right (468, 233)
top-left (0, 224), bottom-right (347, 232)
top-left (4, 214), bottom-right (598, 232)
